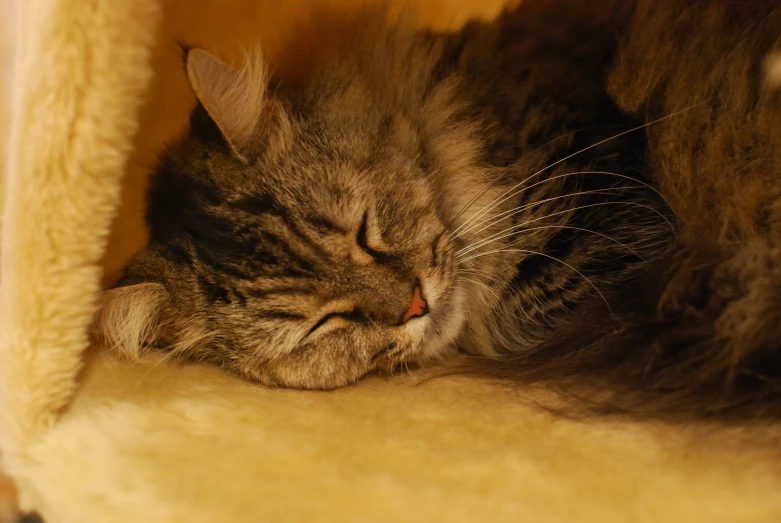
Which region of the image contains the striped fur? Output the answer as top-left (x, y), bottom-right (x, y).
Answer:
top-left (96, 0), bottom-right (781, 417)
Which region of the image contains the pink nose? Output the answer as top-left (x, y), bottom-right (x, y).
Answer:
top-left (401, 284), bottom-right (429, 324)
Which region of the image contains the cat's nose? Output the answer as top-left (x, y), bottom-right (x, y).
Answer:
top-left (400, 282), bottom-right (428, 324)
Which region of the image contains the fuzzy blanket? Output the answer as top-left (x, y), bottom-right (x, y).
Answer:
top-left (1, 0), bottom-right (780, 521)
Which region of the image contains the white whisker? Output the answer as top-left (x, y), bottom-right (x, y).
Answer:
top-left (456, 275), bottom-right (543, 327)
top-left (455, 186), bottom-right (645, 254)
top-left (466, 224), bottom-right (644, 261)
top-left (458, 248), bottom-right (613, 315)
top-left (447, 104), bottom-right (700, 240)
top-left (455, 274), bottom-right (501, 301)
top-left (456, 267), bottom-right (499, 280)
top-left (452, 170), bottom-right (672, 242)
top-left (457, 197), bottom-right (670, 259)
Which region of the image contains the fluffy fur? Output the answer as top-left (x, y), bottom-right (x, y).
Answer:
top-left (11, 0), bottom-right (781, 520)
top-left (96, 0), bottom-right (781, 418)
top-left (469, 0), bottom-right (781, 418)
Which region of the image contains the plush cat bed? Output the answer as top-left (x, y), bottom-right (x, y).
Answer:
top-left (1, 0), bottom-right (781, 521)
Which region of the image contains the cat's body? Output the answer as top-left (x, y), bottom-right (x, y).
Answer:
top-left (98, 0), bottom-right (781, 417)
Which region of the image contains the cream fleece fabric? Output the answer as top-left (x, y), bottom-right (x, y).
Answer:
top-left (1, 0), bottom-right (780, 522)
top-left (0, 0), bottom-right (160, 507)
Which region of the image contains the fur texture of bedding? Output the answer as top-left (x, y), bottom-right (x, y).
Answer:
top-left (0, 0), bottom-right (780, 521)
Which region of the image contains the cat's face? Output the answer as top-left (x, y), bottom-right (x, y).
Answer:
top-left (97, 49), bottom-right (468, 388)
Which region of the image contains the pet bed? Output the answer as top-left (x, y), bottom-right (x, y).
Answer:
top-left (1, 0), bottom-right (780, 521)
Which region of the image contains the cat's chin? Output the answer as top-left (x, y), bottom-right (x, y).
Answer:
top-left (405, 283), bottom-right (467, 365)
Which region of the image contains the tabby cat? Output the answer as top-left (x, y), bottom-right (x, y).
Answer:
top-left (97, 0), bottom-right (781, 418)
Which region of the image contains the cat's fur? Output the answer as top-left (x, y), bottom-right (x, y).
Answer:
top-left (95, 0), bottom-right (781, 418)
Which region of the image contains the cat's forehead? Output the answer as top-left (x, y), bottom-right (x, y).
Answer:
top-left (248, 161), bottom-right (434, 238)
top-left (258, 157), bottom-right (372, 202)
top-left (177, 110), bottom-right (433, 226)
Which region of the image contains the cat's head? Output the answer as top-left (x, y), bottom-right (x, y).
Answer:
top-left (95, 48), bottom-right (473, 388)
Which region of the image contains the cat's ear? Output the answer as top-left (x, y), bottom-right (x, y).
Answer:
top-left (185, 48), bottom-right (285, 161)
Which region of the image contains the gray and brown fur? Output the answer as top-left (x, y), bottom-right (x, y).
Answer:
top-left (95, 0), bottom-right (781, 418)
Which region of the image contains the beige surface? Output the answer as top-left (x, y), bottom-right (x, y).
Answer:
top-left (0, 0), bottom-right (15, 217)
top-left (24, 353), bottom-right (781, 522)
top-left (1, 0), bottom-right (780, 521)
top-left (0, 0), bottom-right (160, 500)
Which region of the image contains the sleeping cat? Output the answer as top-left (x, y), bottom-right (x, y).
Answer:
top-left (97, 0), bottom-right (781, 418)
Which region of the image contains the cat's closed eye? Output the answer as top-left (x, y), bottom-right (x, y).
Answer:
top-left (307, 307), bottom-right (367, 337)
top-left (356, 211), bottom-right (396, 263)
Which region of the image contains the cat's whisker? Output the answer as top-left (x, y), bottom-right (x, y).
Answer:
top-left (445, 170), bottom-right (504, 238)
top-left (455, 189), bottom-right (655, 258)
top-left (457, 200), bottom-right (673, 260)
top-left (403, 361), bottom-right (414, 379)
top-left (455, 275), bottom-right (501, 301)
top-left (447, 104), bottom-right (701, 241)
top-left (449, 169), bottom-right (546, 240)
top-left (450, 169), bottom-right (673, 244)
top-left (453, 185), bottom-right (646, 253)
top-left (459, 248), bottom-right (613, 315)
top-left (463, 224), bottom-right (644, 261)
top-left (455, 267), bottom-right (497, 280)
top-left (451, 171), bottom-right (619, 242)
top-left (456, 276), bottom-right (543, 327)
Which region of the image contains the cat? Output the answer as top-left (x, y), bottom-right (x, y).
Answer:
top-left (96, 0), bottom-right (781, 418)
